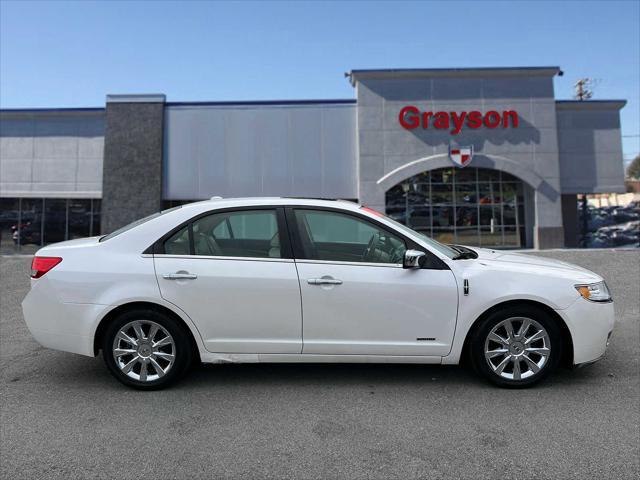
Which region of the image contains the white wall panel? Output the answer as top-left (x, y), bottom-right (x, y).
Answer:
top-left (163, 103), bottom-right (357, 200)
top-left (0, 112), bottom-right (104, 198)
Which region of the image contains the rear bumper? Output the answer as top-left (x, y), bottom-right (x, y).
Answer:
top-left (22, 282), bottom-right (107, 357)
top-left (557, 297), bottom-right (615, 365)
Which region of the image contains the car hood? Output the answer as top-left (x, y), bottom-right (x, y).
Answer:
top-left (466, 247), bottom-right (602, 283)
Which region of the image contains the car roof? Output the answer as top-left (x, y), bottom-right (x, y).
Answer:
top-left (179, 197), bottom-right (363, 212)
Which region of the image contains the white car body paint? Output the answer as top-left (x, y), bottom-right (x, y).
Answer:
top-left (22, 197), bottom-right (614, 368)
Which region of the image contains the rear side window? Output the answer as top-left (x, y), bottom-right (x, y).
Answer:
top-left (163, 209), bottom-right (281, 259)
top-left (163, 226), bottom-right (190, 255)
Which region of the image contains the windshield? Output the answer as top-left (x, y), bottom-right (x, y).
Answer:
top-left (371, 211), bottom-right (458, 259)
top-left (99, 206), bottom-right (182, 242)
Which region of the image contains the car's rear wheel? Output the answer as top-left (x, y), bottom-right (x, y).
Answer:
top-left (102, 309), bottom-right (193, 390)
top-left (470, 305), bottom-right (562, 388)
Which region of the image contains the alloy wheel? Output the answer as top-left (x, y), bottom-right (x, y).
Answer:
top-left (112, 320), bottom-right (176, 382)
top-left (484, 316), bottom-right (551, 381)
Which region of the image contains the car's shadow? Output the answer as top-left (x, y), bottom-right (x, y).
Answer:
top-left (4, 348), bottom-right (609, 393)
top-left (182, 360), bottom-right (605, 390)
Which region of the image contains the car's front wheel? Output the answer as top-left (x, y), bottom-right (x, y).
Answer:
top-left (470, 305), bottom-right (562, 388)
top-left (102, 309), bottom-right (193, 390)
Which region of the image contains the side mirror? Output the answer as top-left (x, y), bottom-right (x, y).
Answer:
top-left (403, 249), bottom-right (425, 269)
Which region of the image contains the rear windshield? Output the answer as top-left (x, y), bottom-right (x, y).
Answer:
top-left (99, 206), bottom-right (182, 242)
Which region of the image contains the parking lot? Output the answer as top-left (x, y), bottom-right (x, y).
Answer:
top-left (1, 250), bottom-right (638, 480)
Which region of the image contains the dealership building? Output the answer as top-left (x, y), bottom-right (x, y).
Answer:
top-left (0, 66), bottom-right (627, 251)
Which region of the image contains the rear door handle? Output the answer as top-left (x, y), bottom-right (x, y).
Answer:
top-left (162, 272), bottom-right (198, 280)
top-left (307, 278), bottom-right (343, 285)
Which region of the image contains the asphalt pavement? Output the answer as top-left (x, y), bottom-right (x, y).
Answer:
top-left (1, 250), bottom-right (638, 479)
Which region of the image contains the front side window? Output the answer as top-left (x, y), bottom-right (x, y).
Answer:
top-left (190, 209), bottom-right (281, 258)
top-left (294, 209), bottom-right (406, 264)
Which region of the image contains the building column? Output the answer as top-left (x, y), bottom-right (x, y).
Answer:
top-left (101, 94), bottom-right (165, 234)
top-left (533, 185), bottom-right (565, 249)
top-left (561, 194), bottom-right (579, 248)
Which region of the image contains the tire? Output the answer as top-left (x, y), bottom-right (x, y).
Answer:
top-left (102, 309), bottom-right (193, 390)
top-left (470, 305), bottom-right (562, 388)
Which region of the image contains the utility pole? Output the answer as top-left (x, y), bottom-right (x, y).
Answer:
top-left (574, 78), bottom-right (594, 101)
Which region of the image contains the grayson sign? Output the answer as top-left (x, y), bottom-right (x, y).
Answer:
top-left (398, 106), bottom-right (519, 134)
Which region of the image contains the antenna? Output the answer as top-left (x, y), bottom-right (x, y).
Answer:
top-left (574, 78), bottom-right (595, 101)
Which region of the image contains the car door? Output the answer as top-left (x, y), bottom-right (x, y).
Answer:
top-left (289, 207), bottom-right (458, 356)
top-left (154, 207), bottom-right (302, 354)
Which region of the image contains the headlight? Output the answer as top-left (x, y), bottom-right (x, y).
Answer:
top-left (575, 281), bottom-right (612, 302)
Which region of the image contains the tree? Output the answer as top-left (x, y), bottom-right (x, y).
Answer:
top-left (627, 155), bottom-right (640, 180)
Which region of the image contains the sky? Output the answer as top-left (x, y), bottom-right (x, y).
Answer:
top-left (1, 0), bottom-right (639, 164)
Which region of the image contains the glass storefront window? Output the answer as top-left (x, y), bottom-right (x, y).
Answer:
top-left (430, 168), bottom-right (454, 184)
top-left (0, 198), bottom-right (20, 254)
top-left (455, 184), bottom-right (477, 204)
top-left (0, 197), bottom-right (102, 253)
top-left (455, 168), bottom-right (477, 183)
top-left (478, 169), bottom-right (501, 182)
top-left (456, 206), bottom-right (477, 227)
top-left (409, 206), bottom-right (432, 229)
top-left (479, 205), bottom-right (500, 226)
top-left (503, 226), bottom-right (521, 248)
top-left (91, 199), bottom-right (101, 236)
top-left (456, 227), bottom-right (479, 246)
top-left (69, 199), bottom-right (92, 239)
top-left (431, 184), bottom-right (453, 205)
top-left (18, 199), bottom-right (43, 248)
top-left (44, 199), bottom-right (68, 244)
top-left (385, 167), bottom-right (526, 248)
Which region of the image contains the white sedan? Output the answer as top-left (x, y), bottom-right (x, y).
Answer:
top-left (22, 198), bottom-right (614, 389)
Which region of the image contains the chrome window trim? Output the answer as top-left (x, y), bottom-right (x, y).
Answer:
top-left (153, 254), bottom-right (294, 263)
top-left (294, 259), bottom-right (403, 268)
top-left (153, 255), bottom-right (402, 268)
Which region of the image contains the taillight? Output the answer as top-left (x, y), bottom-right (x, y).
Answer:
top-left (30, 256), bottom-right (62, 279)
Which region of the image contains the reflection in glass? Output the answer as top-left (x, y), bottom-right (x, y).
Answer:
top-left (478, 183), bottom-right (497, 204)
top-left (455, 168), bottom-right (477, 183)
top-left (455, 184), bottom-right (476, 204)
top-left (92, 200), bottom-right (101, 236)
top-left (432, 228), bottom-right (455, 244)
top-left (0, 198), bottom-right (20, 253)
top-left (69, 199), bottom-right (92, 239)
top-left (503, 205), bottom-right (517, 225)
top-left (430, 168), bottom-right (454, 183)
top-left (479, 205), bottom-right (500, 226)
top-left (456, 227), bottom-right (479, 245)
top-left (409, 206), bottom-right (432, 229)
top-left (0, 197), bottom-right (103, 252)
top-left (503, 226), bottom-right (521, 247)
top-left (478, 169), bottom-right (501, 182)
top-left (19, 199), bottom-right (43, 246)
top-left (431, 184), bottom-right (453, 205)
top-left (44, 199), bottom-right (67, 244)
top-left (456, 207), bottom-right (478, 227)
top-left (480, 227), bottom-right (504, 247)
top-left (432, 206), bottom-right (454, 228)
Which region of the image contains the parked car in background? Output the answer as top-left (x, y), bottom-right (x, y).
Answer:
top-left (579, 202), bottom-right (640, 248)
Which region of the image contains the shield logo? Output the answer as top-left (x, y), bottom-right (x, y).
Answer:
top-left (449, 145), bottom-right (474, 168)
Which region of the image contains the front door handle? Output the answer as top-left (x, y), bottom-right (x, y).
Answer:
top-left (162, 272), bottom-right (198, 280)
top-left (307, 277), bottom-right (343, 286)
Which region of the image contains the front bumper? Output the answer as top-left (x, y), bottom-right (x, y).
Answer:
top-left (556, 297), bottom-right (615, 365)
